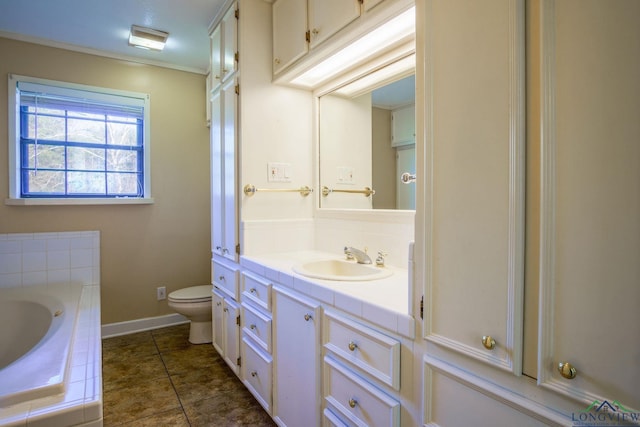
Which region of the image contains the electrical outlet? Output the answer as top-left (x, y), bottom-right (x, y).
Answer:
top-left (157, 286), bottom-right (166, 301)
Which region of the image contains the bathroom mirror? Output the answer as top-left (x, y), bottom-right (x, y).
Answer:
top-left (319, 58), bottom-right (416, 210)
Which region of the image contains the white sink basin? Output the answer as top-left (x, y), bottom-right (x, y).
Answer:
top-left (292, 259), bottom-right (393, 281)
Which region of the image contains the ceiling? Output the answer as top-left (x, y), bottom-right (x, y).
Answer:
top-left (0, 0), bottom-right (227, 74)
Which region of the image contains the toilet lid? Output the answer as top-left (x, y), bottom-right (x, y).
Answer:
top-left (168, 285), bottom-right (212, 302)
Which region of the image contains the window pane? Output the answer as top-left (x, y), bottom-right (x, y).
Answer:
top-left (107, 115), bottom-right (138, 123)
top-left (68, 146), bottom-right (105, 171)
top-left (67, 172), bottom-right (105, 194)
top-left (107, 122), bottom-right (138, 146)
top-left (25, 170), bottom-right (65, 194)
top-left (67, 118), bottom-right (105, 144)
top-left (107, 149), bottom-right (138, 172)
top-left (107, 173), bottom-right (140, 195)
top-left (27, 115), bottom-right (65, 140)
top-left (27, 144), bottom-right (65, 169)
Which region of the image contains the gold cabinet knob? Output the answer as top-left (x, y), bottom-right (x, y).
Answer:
top-left (304, 313), bottom-right (312, 321)
top-left (218, 275), bottom-right (225, 282)
top-left (274, 58), bottom-right (281, 65)
top-left (349, 398), bottom-right (357, 408)
top-left (482, 336), bottom-right (496, 350)
top-left (348, 341), bottom-right (358, 352)
top-left (249, 288), bottom-right (257, 294)
top-left (251, 371), bottom-right (257, 377)
top-left (558, 362), bottom-right (577, 379)
top-left (250, 324), bottom-right (256, 330)
top-left (312, 28), bottom-right (320, 35)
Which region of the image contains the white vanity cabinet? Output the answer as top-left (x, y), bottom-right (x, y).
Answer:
top-left (273, 286), bottom-right (322, 427)
top-left (322, 310), bottom-right (401, 427)
top-left (239, 271), bottom-right (274, 414)
top-left (211, 260), bottom-right (241, 374)
top-left (212, 288), bottom-right (241, 375)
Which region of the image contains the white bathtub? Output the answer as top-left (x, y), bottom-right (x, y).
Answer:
top-left (0, 283), bottom-right (102, 426)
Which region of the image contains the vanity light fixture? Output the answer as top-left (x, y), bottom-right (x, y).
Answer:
top-left (334, 53), bottom-right (415, 98)
top-left (290, 6), bottom-right (415, 88)
top-left (128, 25), bottom-right (169, 51)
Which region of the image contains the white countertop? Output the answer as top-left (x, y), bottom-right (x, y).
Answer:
top-left (240, 251), bottom-right (415, 339)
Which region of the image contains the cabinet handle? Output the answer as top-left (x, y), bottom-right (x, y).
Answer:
top-left (482, 335), bottom-right (496, 350)
top-left (214, 75), bottom-right (220, 80)
top-left (349, 398), bottom-right (357, 408)
top-left (250, 324), bottom-right (256, 330)
top-left (215, 245), bottom-right (222, 250)
top-left (223, 307), bottom-right (228, 312)
top-left (249, 288), bottom-right (257, 294)
top-left (218, 275), bottom-right (226, 282)
top-left (251, 371), bottom-right (258, 377)
top-left (348, 341), bottom-right (358, 352)
top-left (222, 248), bottom-right (229, 254)
top-left (216, 301), bottom-right (222, 306)
top-left (558, 362), bottom-right (577, 379)
top-left (304, 313), bottom-right (312, 321)
top-left (274, 58), bottom-right (281, 65)
top-left (312, 28), bottom-right (320, 35)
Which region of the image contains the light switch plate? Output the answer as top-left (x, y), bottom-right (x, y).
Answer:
top-left (267, 162), bottom-right (292, 182)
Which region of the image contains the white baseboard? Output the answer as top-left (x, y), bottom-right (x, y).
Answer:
top-left (101, 313), bottom-right (189, 339)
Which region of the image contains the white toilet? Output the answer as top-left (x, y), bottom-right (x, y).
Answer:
top-left (167, 285), bottom-right (212, 344)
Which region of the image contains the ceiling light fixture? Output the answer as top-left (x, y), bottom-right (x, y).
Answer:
top-left (128, 25), bottom-right (169, 51)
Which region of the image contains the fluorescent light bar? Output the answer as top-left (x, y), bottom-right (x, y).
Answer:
top-left (291, 6), bottom-right (415, 88)
top-left (334, 54), bottom-right (415, 97)
top-left (129, 25), bottom-right (169, 51)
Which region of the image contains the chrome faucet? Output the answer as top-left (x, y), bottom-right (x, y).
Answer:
top-left (344, 246), bottom-right (372, 264)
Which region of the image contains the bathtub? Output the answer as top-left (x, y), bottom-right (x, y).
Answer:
top-left (0, 283), bottom-right (102, 426)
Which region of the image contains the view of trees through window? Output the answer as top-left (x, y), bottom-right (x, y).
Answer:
top-left (21, 106), bottom-right (143, 197)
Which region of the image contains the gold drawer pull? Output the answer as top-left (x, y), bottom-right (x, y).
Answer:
top-left (250, 324), bottom-right (257, 330)
top-left (348, 341), bottom-right (358, 352)
top-left (482, 335), bottom-right (496, 350)
top-left (251, 371), bottom-right (257, 377)
top-left (249, 288), bottom-right (257, 294)
top-left (349, 398), bottom-right (357, 408)
top-left (304, 313), bottom-right (312, 321)
top-left (218, 275), bottom-right (226, 282)
top-left (558, 362), bottom-right (577, 379)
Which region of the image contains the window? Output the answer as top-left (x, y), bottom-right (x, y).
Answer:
top-left (8, 75), bottom-right (151, 203)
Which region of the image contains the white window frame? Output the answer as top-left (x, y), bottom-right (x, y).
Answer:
top-left (6, 74), bottom-right (153, 205)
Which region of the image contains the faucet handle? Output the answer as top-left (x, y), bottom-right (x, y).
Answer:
top-left (375, 251), bottom-right (388, 267)
top-left (344, 246), bottom-right (354, 260)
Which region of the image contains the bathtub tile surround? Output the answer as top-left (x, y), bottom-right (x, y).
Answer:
top-left (102, 324), bottom-right (275, 426)
top-left (0, 231), bottom-right (102, 427)
top-left (0, 231), bottom-right (100, 288)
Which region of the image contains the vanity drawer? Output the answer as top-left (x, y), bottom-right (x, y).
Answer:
top-left (241, 336), bottom-right (273, 415)
top-left (241, 271), bottom-right (272, 311)
top-left (323, 356), bottom-right (399, 427)
top-left (212, 260), bottom-right (239, 300)
top-left (323, 408), bottom-right (349, 427)
top-left (242, 302), bottom-right (272, 353)
top-left (323, 310), bottom-right (400, 390)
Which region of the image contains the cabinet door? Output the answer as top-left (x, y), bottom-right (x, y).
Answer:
top-left (223, 297), bottom-right (241, 375)
top-left (210, 90), bottom-right (224, 256)
top-left (362, 0), bottom-right (385, 13)
top-left (391, 105), bottom-right (415, 147)
top-left (422, 0), bottom-right (525, 374)
top-left (221, 77), bottom-right (238, 262)
top-left (308, 0), bottom-right (360, 48)
top-left (536, 0), bottom-right (640, 410)
top-left (273, 0), bottom-right (308, 75)
top-left (212, 289), bottom-right (225, 355)
top-left (222, 3), bottom-right (238, 82)
top-left (210, 25), bottom-right (222, 91)
top-left (273, 286), bottom-right (322, 427)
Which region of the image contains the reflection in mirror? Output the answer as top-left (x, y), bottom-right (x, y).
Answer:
top-left (319, 60), bottom-right (415, 210)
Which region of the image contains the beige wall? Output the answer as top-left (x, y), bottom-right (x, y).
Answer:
top-left (0, 38), bottom-right (211, 324)
top-left (372, 107), bottom-right (396, 209)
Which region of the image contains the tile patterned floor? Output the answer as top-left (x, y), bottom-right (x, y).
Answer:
top-left (102, 323), bottom-right (276, 426)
